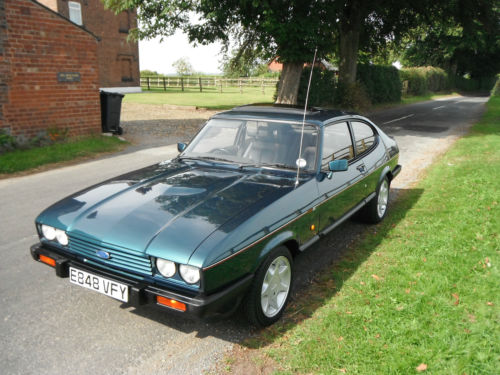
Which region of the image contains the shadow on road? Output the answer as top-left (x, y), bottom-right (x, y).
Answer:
top-left (125, 187), bottom-right (424, 345)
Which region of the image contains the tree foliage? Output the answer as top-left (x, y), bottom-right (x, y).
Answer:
top-left (103, 0), bottom-right (499, 101)
top-left (398, 0), bottom-right (499, 79)
top-left (172, 57), bottom-right (193, 76)
top-left (220, 44), bottom-right (268, 78)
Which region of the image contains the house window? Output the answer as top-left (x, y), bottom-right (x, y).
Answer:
top-left (119, 11), bottom-right (131, 33)
top-left (120, 58), bottom-right (133, 82)
top-left (68, 2), bottom-right (83, 26)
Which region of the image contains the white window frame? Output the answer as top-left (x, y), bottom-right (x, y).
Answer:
top-left (68, 1), bottom-right (83, 26)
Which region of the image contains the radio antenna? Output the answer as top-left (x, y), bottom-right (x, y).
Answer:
top-left (295, 47), bottom-right (318, 187)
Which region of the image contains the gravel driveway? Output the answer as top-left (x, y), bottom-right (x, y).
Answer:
top-left (120, 103), bottom-right (217, 147)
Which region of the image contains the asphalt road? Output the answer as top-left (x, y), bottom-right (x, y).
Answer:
top-left (0, 96), bottom-right (487, 374)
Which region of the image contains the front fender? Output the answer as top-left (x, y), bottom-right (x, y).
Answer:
top-left (254, 230), bottom-right (296, 271)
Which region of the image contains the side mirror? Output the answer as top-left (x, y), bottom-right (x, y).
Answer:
top-left (177, 142), bottom-right (187, 152)
top-left (328, 159), bottom-right (348, 172)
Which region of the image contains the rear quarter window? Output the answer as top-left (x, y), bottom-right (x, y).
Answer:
top-left (351, 121), bottom-right (377, 156)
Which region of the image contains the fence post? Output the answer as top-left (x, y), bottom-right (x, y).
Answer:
top-left (147, 77), bottom-right (150, 90)
top-left (261, 79), bottom-right (265, 94)
top-left (199, 77), bottom-right (202, 92)
top-left (239, 79), bottom-right (242, 94)
top-left (163, 77), bottom-right (166, 91)
top-left (181, 77), bottom-right (184, 92)
top-left (219, 80), bottom-right (223, 93)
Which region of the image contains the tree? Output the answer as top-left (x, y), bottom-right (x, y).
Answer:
top-left (104, 0), bottom-right (337, 104)
top-left (398, 1), bottom-right (499, 80)
top-left (103, 1), bottom-right (442, 103)
top-left (172, 57), bottom-right (193, 76)
top-left (220, 44), bottom-right (266, 78)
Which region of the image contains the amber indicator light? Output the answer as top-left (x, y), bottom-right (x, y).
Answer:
top-left (39, 254), bottom-right (56, 267)
top-left (156, 296), bottom-right (187, 312)
top-left (310, 224), bottom-right (316, 231)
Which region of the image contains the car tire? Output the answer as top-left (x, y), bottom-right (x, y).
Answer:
top-left (244, 246), bottom-right (293, 327)
top-left (359, 176), bottom-right (390, 224)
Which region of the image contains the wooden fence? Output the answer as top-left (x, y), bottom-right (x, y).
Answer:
top-left (140, 76), bottom-right (279, 94)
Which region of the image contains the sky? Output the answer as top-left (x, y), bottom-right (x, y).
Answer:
top-left (139, 31), bottom-right (224, 75)
top-left (138, 30), bottom-right (402, 75)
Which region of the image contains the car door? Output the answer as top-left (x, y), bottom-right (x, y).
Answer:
top-left (350, 120), bottom-right (384, 197)
top-left (316, 121), bottom-right (368, 232)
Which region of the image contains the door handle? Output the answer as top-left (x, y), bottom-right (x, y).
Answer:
top-left (356, 164), bottom-right (366, 173)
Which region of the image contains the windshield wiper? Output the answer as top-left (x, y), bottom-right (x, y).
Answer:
top-left (260, 163), bottom-right (295, 170)
top-left (239, 162), bottom-right (296, 170)
top-left (238, 162), bottom-right (262, 169)
top-left (179, 155), bottom-right (234, 164)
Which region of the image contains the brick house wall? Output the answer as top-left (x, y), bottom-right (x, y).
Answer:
top-left (37, 0), bottom-right (140, 92)
top-left (0, 0), bottom-right (101, 139)
top-left (0, 0), bottom-right (8, 122)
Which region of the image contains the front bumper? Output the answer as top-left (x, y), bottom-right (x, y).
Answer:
top-left (30, 243), bottom-right (253, 319)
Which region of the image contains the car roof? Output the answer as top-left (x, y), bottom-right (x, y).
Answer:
top-left (214, 104), bottom-right (357, 125)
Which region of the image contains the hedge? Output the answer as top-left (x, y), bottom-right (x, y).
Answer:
top-left (400, 66), bottom-right (449, 95)
top-left (356, 64), bottom-right (401, 104)
top-left (297, 64), bottom-right (401, 107)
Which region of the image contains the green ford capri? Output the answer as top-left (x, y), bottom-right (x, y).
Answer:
top-left (31, 104), bottom-right (400, 327)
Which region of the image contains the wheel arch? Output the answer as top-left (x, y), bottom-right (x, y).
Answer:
top-left (252, 230), bottom-right (299, 272)
top-left (379, 165), bottom-right (394, 184)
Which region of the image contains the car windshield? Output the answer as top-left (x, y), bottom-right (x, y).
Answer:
top-left (181, 118), bottom-right (319, 171)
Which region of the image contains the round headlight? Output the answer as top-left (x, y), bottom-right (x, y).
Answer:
top-left (55, 229), bottom-right (69, 246)
top-left (179, 264), bottom-right (200, 284)
top-left (156, 258), bottom-right (176, 278)
top-left (41, 225), bottom-right (56, 240)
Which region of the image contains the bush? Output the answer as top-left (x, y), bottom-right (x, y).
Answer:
top-left (0, 128), bottom-right (17, 154)
top-left (297, 67), bottom-right (337, 107)
top-left (356, 64), bottom-right (402, 104)
top-left (0, 126), bottom-right (70, 154)
top-left (400, 66), bottom-right (449, 95)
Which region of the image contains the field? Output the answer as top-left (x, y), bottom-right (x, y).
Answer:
top-left (124, 87), bottom-right (276, 110)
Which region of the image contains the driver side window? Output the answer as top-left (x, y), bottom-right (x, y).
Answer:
top-left (321, 122), bottom-right (354, 170)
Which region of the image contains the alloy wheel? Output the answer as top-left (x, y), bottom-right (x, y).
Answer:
top-left (260, 256), bottom-right (291, 318)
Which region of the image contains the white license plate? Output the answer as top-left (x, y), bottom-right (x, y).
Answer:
top-left (69, 267), bottom-right (129, 303)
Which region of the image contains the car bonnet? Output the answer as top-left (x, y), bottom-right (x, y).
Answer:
top-left (38, 161), bottom-right (296, 265)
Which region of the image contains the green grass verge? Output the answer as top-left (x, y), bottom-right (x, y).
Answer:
top-left (124, 87), bottom-right (275, 109)
top-left (371, 92), bottom-right (461, 111)
top-left (259, 96), bottom-right (500, 374)
top-left (0, 135), bottom-right (127, 174)
top-left (401, 92), bottom-right (460, 105)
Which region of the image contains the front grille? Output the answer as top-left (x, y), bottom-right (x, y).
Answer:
top-left (68, 235), bottom-right (153, 276)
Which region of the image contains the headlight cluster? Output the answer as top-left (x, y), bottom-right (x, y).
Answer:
top-left (41, 224), bottom-right (69, 246)
top-left (156, 258), bottom-right (200, 284)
